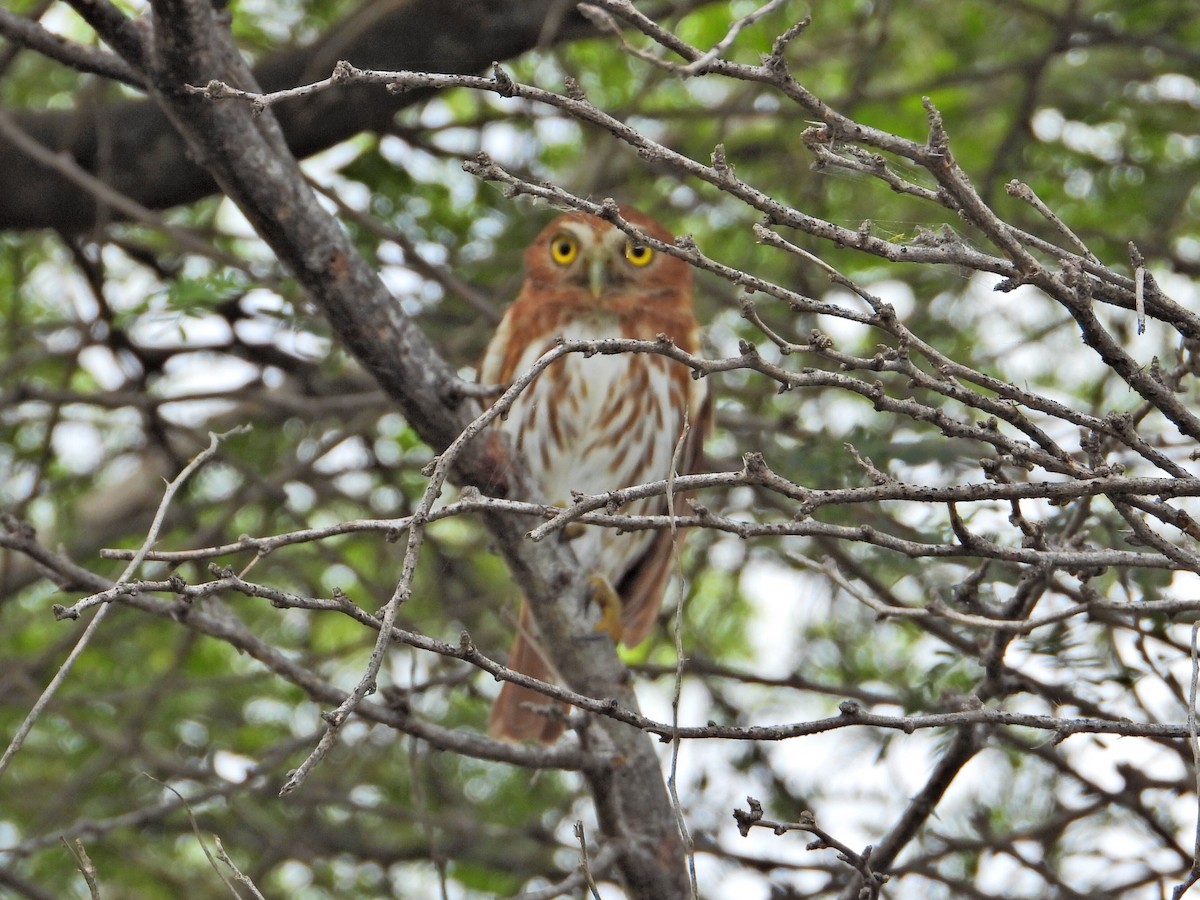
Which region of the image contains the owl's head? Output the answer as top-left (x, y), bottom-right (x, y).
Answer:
top-left (523, 207), bottom-right (692, 302)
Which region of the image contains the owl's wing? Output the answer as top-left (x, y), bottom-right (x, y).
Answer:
top-left (616, 379), bottom-right (713, 647)
top-left (478, 308), bottom-right (516, 387)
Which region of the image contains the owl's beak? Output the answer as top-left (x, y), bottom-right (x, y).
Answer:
top-left (587, 251), bottom-right (608, 298)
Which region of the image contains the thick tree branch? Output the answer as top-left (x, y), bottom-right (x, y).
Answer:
top-left (48, 1), bottom-right (693, 895)
top-left (0, 0), bottom-right (596, 231)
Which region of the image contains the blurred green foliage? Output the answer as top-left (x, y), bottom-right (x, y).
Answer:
top-left (2, 0), bottom-right (1199, 897)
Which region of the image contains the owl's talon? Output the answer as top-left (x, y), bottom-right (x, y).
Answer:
top-left (588, 573), bottom-right (624, 642)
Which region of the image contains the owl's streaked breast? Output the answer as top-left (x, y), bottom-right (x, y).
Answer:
top-left (497, 318), bottom-right (684, 579)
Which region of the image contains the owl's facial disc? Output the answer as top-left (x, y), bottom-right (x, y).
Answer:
top-left (546, 222), bottom-right (659, 299)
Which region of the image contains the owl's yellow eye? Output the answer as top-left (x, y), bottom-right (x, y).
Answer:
top-left (549, 234), bottom-right (579, 266)
top-left (625, 242), bottom-right (654, 266)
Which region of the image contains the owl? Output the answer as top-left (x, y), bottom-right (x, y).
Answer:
top-left (479, 207), bottom-right (709, 742)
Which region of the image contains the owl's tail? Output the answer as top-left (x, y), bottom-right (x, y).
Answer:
top-left (488, 603), bottom-right (568, 743)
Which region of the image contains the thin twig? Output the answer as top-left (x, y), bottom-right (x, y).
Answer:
top-left (213, 837), bottom-right (267, 900)
top-left (666, 413), bottom-right (699, 899)
top-left (574, 821), bottom-right (603, 900)
top-left (677, 0), bottom-right (790, 76)
top-left (0, 428), bottom-right (247, 781)
top-left (279, 339), bottom-right (580, 793)
top-left (518, 841), bottom-right (622, 900)
top-left (141, 774), bottom-right (242, 898)
top-left (1172, 624), bottom-right (1200, 899)
top-left (733, 798), bottom-right (887, 897)
top-left (61, 838), bottom-right (101, 900)
top-left (1005, 179), bottom-right (1100, 264)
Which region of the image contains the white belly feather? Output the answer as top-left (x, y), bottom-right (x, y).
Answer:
top-left (497, 318), bottom-right (681, 581)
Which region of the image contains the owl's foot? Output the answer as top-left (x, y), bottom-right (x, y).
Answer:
top-left (588, 574), bottom-right (624, 643)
